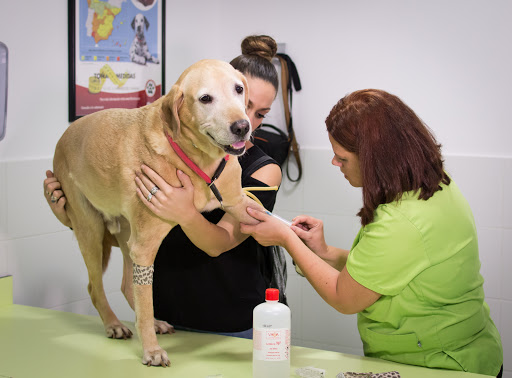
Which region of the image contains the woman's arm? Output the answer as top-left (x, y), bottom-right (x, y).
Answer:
top-left (241, 208), bottom-right (381, 314)
top-left (135, 163), bottom-right (282, 257)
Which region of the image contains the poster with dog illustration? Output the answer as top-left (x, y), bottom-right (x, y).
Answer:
top-left (69, 0), bottom-right (165, 121)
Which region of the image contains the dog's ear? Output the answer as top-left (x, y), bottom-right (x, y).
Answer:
top-left (160, 84), bottom-right (183, 137)
top-left (144, 16), bottom-right (150, 30)
top-left (131, 16), bottom-right (136, 30)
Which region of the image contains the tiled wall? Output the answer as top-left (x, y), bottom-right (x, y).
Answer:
top-left (0, 150), bottom-right (510, 376)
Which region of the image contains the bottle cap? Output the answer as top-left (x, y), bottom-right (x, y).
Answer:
top-left (265, 288), bottom-right (279, 301)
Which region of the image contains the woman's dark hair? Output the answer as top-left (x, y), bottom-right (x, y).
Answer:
top-left (325, 89), bottom-right (450, 226)
top-left (230, 35), bottom-right (279, 92)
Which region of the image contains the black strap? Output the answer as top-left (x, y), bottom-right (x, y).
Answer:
top-left (209, 183), bottom-right (223, 206)
top-left (242, 154), bottom-right (276, 182)
top-left (210, 156), bottom-right (228, 183)
top-left (277, 54), bottom-right (302, 90)
top-left (208, 156), bottom-right (228, 206)
top-left (277, 53), bottom-right (302, 114)
top-left (256, 123), bottom-right (288, 139)
top-left (276, 53), bottom-right (302, 182)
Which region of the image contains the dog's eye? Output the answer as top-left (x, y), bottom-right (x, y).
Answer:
top-left (235, 85), bottom-right (243, 94)
top-left (199, 94), bottom-right (212, 104)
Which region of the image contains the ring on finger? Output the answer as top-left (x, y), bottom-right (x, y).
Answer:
top-left (147, 193), bottom-right (153, 202)
top-left (150, 186), bottom-right (159, 195)
top-left (51, 195), bottom-right (58, 203)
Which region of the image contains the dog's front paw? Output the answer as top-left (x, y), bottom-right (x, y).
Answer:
top-left (105, 322), bottom-right (133, 339)
top-left (154, 319), bottom-right (175, 334)
top-left (142, 347), bottom-right (170, 367)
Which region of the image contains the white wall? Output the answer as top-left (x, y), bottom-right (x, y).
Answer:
top-left (2, 0), bottom-right (512, 160)
top-left (0, 1), bottom-right (511, 376)
top-left (172, 0), bottom-right (512, 158)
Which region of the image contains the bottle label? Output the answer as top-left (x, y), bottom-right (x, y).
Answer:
top-left (253, 327), bottom-right (290, 361)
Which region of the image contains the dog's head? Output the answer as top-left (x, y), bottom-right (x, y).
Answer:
top-left (160, 59), bottom-right (251, 157)
top-left (131, 14), bottom-right (149, 35)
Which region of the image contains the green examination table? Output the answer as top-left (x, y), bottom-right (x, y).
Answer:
top-left (0, 276), bottom-right (492, 378)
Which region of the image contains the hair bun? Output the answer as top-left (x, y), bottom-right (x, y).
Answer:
top-left (241, 35), bottom-right (277, 62)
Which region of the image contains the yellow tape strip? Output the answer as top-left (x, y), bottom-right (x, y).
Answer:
top-left (243, 186), bottom-right (279, 209)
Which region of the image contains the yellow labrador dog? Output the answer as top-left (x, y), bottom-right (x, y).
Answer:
top-left (53, 59), bottom-right (261, 366)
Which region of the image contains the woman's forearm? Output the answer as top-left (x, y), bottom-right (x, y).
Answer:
top-left (178, 211), bottom-right (247, 257)
top-left (283, 234), bottom-right (350, 312)
top-left (324, 245), bottom-right (350, 271)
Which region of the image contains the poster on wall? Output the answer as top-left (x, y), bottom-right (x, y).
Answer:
top-left (68, 0), bottom-right (165, 121)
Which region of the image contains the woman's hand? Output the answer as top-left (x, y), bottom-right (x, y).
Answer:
top-left (135, 165), bottom-right (197, 225)
top-left (290, 215), bottom-right (329, 257)
top-left (43, 170), bottom-right (72, 228)
top-left (240, 207), bottom-right (297, 248)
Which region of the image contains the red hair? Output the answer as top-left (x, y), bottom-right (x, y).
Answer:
top-left (325, 89), bottom-right (450, 226)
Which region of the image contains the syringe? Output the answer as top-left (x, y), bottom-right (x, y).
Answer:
top-left (265, 211), bottom-right (293, 227)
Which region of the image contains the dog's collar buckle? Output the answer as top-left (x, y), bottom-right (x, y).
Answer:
top-left (209, 184), bottom-right (223, 208)
top-left (166, 132), bottom-right (229, 207)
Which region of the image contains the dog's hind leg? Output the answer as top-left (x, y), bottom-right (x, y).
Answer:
top-left (111, 219), bottom-right (135, 310)
top-left (71, 207), bottom-right (132, 339)
top-left (119, 243), bottom-right (135, 310)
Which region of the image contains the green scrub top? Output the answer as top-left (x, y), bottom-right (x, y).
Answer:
top-left (346, 179), bottom-right (502, 376)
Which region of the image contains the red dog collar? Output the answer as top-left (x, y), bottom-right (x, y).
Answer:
top-left (166, 132), bottom-right (229, 207)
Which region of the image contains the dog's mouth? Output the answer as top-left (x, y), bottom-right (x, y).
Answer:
top-left (207, 134), bottom-right (246, 156)
top-left (224, 141), bottom-right (246, 155)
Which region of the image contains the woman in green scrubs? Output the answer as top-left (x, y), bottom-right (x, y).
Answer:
top-left (241, 89), bottom-right (503, 377)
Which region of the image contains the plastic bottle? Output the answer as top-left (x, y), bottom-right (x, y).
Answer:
top-left (253, 288), bottom-right (291, 377)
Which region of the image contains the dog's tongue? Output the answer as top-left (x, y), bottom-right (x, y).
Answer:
top-left (232, 141), bottom-right (246, 149)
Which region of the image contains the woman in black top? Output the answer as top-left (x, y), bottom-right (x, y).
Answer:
top-left (44, 35), bottom-right (284, 339)
top-left (151, 145), bottom-right (280, 336)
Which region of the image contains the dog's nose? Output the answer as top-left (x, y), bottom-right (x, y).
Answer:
top-left (230, 120), bottom-right (250, 137)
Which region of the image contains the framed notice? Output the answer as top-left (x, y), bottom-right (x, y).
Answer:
top-left (68, 0), bottom-right (165, 121)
